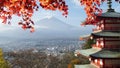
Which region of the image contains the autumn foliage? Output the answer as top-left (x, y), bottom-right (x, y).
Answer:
top-left (80, 0), bottom-right (105, 25)
top-left (0, 0), bottom-right (120, 31)
top-left (80, 0), bottom-right (120, 25)
top-left (0, 0), bottom-right (68, 32)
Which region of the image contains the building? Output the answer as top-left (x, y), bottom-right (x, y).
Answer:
top-left (75, 0), bottom-right (120, 68)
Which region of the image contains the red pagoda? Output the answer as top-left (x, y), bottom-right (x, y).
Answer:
top-left (75, 0), bottom-right (120, 68)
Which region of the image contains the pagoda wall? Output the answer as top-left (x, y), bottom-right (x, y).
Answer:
top-left (104, 24), bottom-right (120, 31)
top-left (104, 38), bottom-right (120, 49)
top-left (91, 58), bottom-right (120, 68)
top-left (93, 38), bottom-right (120, 49)
top-left (104, 19), bottom-right (120, 31)
top-left (104, 59), bottom-right (120, 68)
top-left (93, 38), bottom-right (104, 48)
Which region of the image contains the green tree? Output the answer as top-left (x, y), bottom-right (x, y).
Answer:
top-left (82, 39), bottom-right (95, 49)
top-left (0, 48), bottom-right (10, 68)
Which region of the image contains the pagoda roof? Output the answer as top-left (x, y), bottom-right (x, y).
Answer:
top-left (96, 11), bottom-right (120, 18)
top-left (90, 49), bottom-right (120, 59)
top-left (96, 0), bottom-right (120, 18)
top-left (92, 31), bottom-right (120, 38)
top-left (75, 48), bottom-right (101, 57)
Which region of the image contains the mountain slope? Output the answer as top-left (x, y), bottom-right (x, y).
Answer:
top-left (35, 17), bottom-right (73, 29)
top-left (0, 17), bottom-right (93, 40)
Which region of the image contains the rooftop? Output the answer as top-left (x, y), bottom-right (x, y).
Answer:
top-left (90, 49), bottom-right (120, 59)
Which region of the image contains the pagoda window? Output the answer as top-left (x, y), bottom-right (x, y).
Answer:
top-left (99, 20), bottom-right (104, 30)
top-left (100, 38), bottom-right (104, 48)
top-left (100, 20), bottom-right (104, 24)
top-left (93, 59), bottom-right (103, 67)
top-left (93, 21), bottom-right (104, 31)
top-left (100, 59), bottom-right (103, 66)
top-left (89, 58), bottom-right (91, 61)
top-left (96, 41), bottom-right (99, 47)
top-left (96, 26), bottom-right (100, 30)
top-left (90, 36), bottom-right (93, 40)
top-left (95, 59), bottom-right (98, 64)
top-left (96, 38), bottom-right (104, 48)
top-left (100, 41), bottom-right (104, 48)
top-left (101, 24), bottom-right (104, 30)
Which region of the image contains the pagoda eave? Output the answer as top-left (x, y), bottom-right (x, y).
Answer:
top-left (90, 49), bottom-right (120, 59)
top-left (75, 48), bottom-right (101, 57)
top-left (75, 64), bottom-right (97, 68)
top-left (96, 11), bottom-right (120, 18)
top-left (91, 31), bottom-right (120, 38)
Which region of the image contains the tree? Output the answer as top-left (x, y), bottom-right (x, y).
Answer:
top-left (82, 39), bottom-right (95, 49)
top-left (0, 48), bottom-right (10, 68)
top-left (0, 0), bottom-right (119, 31)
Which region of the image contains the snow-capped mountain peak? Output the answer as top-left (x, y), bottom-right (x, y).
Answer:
top-left (35, 17), bottom-right (73, 29)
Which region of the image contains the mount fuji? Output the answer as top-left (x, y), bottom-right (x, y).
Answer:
top-left (35, 17), bottom-right (73, 29)
top-left (0, 17), bottom-right (93, 40)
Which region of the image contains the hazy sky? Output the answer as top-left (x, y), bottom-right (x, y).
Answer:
top-left (0, 0), bottom-right (120, 28)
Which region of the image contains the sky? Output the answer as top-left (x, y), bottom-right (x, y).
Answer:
top-left (0, 0), bottom-right (120, 30)
top-left (30, 0), bottom-right (120, 26)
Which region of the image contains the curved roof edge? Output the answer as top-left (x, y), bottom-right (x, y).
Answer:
top-left (96, 11), bottom-right (120, 18)
top-left (92, 31), bottom-right (120, 38)
top-left (90, 49), bottom-right (120, 59)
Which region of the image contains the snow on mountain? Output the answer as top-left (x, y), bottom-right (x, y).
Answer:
top-left (35, 17), bottom-right (73, 30)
